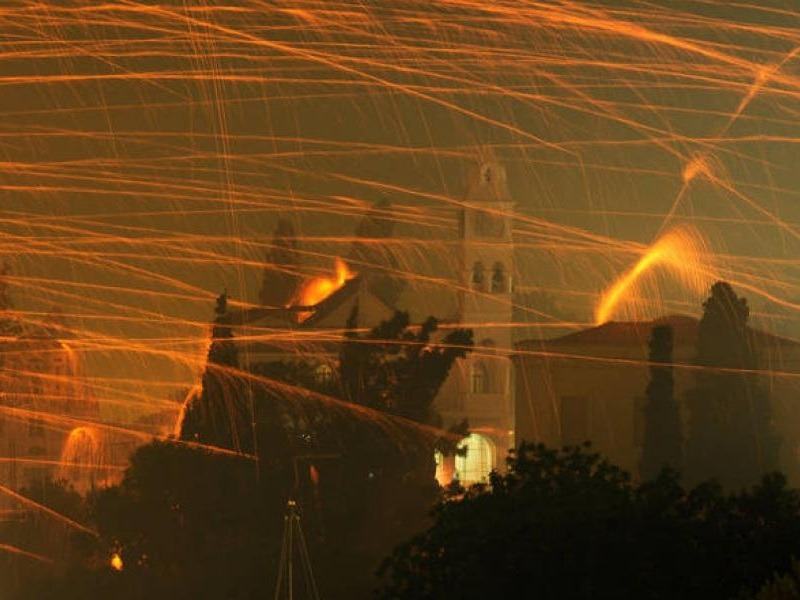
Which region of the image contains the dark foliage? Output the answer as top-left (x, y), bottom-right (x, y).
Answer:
top-left (339, 306), bottom-right (473, 424)
top-left (1, 479), bottom-right (94, 600)
top-left (21, 441), bottom-right (277, 600)
top-left (179, 291), bottom-right (254, 453)
top-left (253, 306), bottom-right (473, 597)
top-left (640, 325), bottom-right (682, 480)
top-left (379, 442), bottom-right (800, 600)
top-left (685, 282), bottom-right (780, 488)
top-left (27, 306), bottom-right (472, 599)
top-left (744, 560), bottom-right (800, 599)
top-left (259, 218), bottom-right (301, 308)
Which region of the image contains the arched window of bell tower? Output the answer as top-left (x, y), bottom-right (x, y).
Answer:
top-left (491, 262), bottom-right (506, 293)
top-left (471, 261), bottom-right (485, 289)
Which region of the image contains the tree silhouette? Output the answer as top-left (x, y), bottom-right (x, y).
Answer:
top-left (340, 306), bottom-right (473, 424)
top-left (378, 443), bottom-right (800, 600)
top-left (640, 325), bottom-right (682, 480)
top-left (255, 307), bottom-right (473, 597)
top-left (747, 560), bottom-right (800, 599)
top-left (179, 291), bottom-right (253, 453)
top-left (89, 441), bottom-right (272, 600)
top-left (259, 218), bottom-right (300, 308)
top-left (685, 281), bottom-right (779, 488)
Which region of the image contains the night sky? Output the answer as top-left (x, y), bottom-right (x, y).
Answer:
top-left (1, 0), bottom-right (798, 421)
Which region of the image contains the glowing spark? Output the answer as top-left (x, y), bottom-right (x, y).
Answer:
top-left (110, 552), bottom-right (123, 571)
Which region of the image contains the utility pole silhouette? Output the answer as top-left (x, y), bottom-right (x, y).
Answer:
top-left (274, 500), bottom-right (320, 600)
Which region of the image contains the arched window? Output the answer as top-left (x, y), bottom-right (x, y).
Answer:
top-left (455, 434), bottom-right (495, 485)
top-left (471, 362), bottom-right (489, 394)
top-left (314, 363), bottom-right (334, 386)
top-left (491, 262), bottom-right (506, 293)
top-left (471, 261), bottom-right (485, 289)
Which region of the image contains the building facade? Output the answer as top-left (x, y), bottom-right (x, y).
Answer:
top-left (221, 160), bottom-right (518, 486)
top-left (435, 161), bottom-right (515, 483)
top-left (514, 316), bottom-right (800, 482)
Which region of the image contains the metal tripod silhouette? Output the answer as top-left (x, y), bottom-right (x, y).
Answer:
top-left (274, 499), bottom-right (320, 600)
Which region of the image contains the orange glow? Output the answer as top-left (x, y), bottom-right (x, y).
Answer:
top-left (682, 155), bottom-right (711, 184)
top-left (595, 227), bottom-right (715, 325)
top-left (292, 258), bottom-right (355, 320)
top-left (110, 552), bottom-right (123, 571)
top-left (434, 451), bottom-right (452, 487)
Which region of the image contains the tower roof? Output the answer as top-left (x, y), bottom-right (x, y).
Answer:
top-left (465, 161), bottom-right (512, 204)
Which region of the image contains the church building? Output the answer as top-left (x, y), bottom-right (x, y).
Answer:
top-left (226, 160), bottom-right (516, 485)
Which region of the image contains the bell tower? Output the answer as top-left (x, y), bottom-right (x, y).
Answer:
top-left (450, 160), bottom-right (515, 481)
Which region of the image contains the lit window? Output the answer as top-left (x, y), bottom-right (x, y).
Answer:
top-left (455, 434), bottom-right (495, 485)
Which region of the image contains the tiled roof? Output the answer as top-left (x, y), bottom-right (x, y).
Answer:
top-left (515, 314), bottom-right (798, 351)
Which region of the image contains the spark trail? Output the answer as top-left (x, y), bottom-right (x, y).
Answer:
top-left (0, 0), bottom-right (797, 536)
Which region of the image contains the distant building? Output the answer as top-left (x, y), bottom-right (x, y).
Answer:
top-left (218, 160), bottom-right (516, 485)
top-left (514, 315), bottom-right (800, 481)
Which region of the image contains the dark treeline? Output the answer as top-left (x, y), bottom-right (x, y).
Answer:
top-left (7, 303), bottom-right (473, 599)
top-left (5, 281), bottom-right (800, 600)
top-left (379, 442), bottom-right (800, 600)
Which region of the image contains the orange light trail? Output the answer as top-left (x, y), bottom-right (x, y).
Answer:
top-left (595, 227), bottom-right (715, 325)
top-left (0, 0), bottom-right (796, 536)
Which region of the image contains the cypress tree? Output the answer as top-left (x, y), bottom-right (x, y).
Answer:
top-left (685, 281), bottom-right (779, 488)
top-left (180, 291), bottom-right (252, 452)
top-left (640, 325), bottom-right (682, 480)
top-left (259, 218), bottom-right (300, 308)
